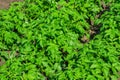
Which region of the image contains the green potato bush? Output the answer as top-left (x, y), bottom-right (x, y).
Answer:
top-left (0, 0), bottom-right (120, 80)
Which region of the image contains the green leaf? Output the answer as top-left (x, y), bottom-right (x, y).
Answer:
top-left (102, 67), bottom-right (109, 78)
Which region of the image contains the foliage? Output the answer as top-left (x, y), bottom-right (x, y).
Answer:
top-left (0, 0), bottom-right (120, 80)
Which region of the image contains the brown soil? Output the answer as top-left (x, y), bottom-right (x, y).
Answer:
top-left (0, 0), bottom-right (23, 9)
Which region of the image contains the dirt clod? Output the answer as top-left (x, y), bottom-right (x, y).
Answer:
top-left (0, 0), bottom-right (23, 9)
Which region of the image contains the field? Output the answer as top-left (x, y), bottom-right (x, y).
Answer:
top-left (0, 0), bottom-right (120, 80)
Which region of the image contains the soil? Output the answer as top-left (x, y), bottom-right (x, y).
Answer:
top-left (0, 0), bottom-right (23, 9)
